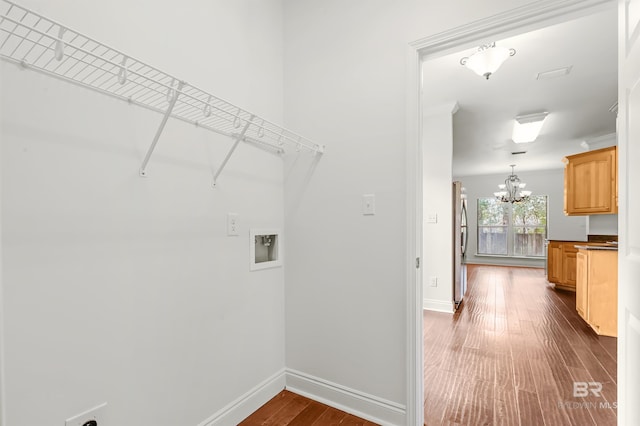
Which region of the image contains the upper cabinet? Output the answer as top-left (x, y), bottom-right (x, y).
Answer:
top-left (563, 146), bottom-right (618, 215)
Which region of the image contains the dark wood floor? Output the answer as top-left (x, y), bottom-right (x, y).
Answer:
top-left (424, 265), bottom-right (617, 426)
top-left (239, 390), bottom-right (379, 425)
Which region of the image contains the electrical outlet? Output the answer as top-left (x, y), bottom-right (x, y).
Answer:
top-left (227, 213), bottom-right (239, 236)
top-left (65, 402), bottom-right (107, 426)
top-left (429, 276), bottom-right (438, 287)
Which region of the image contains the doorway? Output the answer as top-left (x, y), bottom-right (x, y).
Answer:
top-left (406, 1), bottom-right (621, 424)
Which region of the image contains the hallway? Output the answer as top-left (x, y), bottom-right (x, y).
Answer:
top-left (423, 265), bottom-right (617, 425)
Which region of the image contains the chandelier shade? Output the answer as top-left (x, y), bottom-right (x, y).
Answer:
top-left (494, 165), bottom-right (532, 203)
top-left (460, 42), bottom-right (516, 80)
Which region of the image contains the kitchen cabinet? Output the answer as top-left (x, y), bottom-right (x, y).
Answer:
top-left (575, 247), bottom-right (617, 337)
top-left (563, 146), bottom-right (617, 215)
top-left (547, 241), bottom-right (582, 291)
top-left (575, 251), bottom-right (587, 318)
top-left (562, 244), bottom-right (578, 288)
top-left (547, 241), bottom-right (563, 283)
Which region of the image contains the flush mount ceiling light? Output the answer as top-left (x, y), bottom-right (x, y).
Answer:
top-left (460, 42), bottom-right (516, 80)
top-left (512, 112), bottom-right (548, 144)
top-left (494, 164), bottom-right (532, 204)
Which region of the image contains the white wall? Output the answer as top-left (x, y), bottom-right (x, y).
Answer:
top-left (1, 1), bottom-right (588, 425)
top-left (455, 168), bottom-right (587, 267)
top-left (422, 106), bottom-right (457, 313)
top-left (587, 214), bottom-right (619, 235)
top-left (1, 1), bottom-right (287, 425)
top-left (282, 0), bottom-right (533, 422)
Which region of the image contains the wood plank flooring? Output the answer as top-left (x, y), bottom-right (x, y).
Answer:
top-left (424, 265), bottom-right (617, 426)
top-left (239, 390), bottom-right (379, 425)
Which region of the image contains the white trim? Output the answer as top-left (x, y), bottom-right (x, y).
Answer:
top-left (195, 369), bottom-right (285, 426)
top-left (411, 0), bottom-right (615, 58)
top-left (404, 42), bottom-right (423, 426)
top-left (626, 0), bottom-right (640, 54)
top-left (422, 102), bottom-right (460, 118)
top-left (468, 258), bottom-right (544, 268)
top-left (0, 74), bottom-right (5, 426)
top-left (423, 299), bottom-right (455, 314)
top-left (285, 368), bottom-right (406, 426)
top-left (406, 1), bottom-right (617, 425)
top-left (580, 132), bottom-right (617, 150)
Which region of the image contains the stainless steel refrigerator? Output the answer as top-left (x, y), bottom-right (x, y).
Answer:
top-left (453, 181), bottom-right (468, 310)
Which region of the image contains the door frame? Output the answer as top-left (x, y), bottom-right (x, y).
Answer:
top-left (405, 1), bottom-right (617, 424)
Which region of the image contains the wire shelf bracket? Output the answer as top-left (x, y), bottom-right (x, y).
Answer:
top-left (139, 80), bottom-right (185, 177)
top-left (212, 114), bottom-right (254, 188)
top-left (0, 0), bottom-right (324, 185)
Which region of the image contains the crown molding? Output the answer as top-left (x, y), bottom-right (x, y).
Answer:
top-left (411, 0), bottom-right (615, 58)
top-left (580, 132), bottom-right (617, 150)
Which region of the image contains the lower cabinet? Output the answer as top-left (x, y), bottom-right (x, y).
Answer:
top-left (563, 245), bottom-right (578, 289)
top-left (548, 241), bottom-right (563, 283)
top-left (575, 248), bottom-right (618, 337)
top-left (576, 251), bottom-right (587, 318)
top-left (547, 241), bottom-right (581, 291)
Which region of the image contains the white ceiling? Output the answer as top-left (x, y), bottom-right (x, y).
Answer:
top-left (422, 7), bottom-right (618, 177)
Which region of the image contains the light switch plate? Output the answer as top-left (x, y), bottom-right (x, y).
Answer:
top-left (227, 213), bottom-right (239, 236)
top-left (362, 194), bottom-right (375, 215)
top-left (65, 402), bottom-right (107, 426)
top-left (426, 213), bottom-right (438, 223)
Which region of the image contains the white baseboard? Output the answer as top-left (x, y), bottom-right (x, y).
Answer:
top-left (195, 368), bottom-right (407, 426)
top-left (196, 369), bottom-right (285, 426)
top-left (285, 368), bottom-right (406, 426)
top-left (467, 258), bottom-right (545, 268)
top-left (423, 298), bottom-right (454, 313)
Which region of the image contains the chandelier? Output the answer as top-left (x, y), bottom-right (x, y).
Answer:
top-left (460, 42), bottom-right (516, 80)
top-left (494, 165), bottom-right (532, 203)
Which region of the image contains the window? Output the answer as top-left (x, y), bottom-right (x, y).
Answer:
top-left (477, 195), bottom-right (547, 257)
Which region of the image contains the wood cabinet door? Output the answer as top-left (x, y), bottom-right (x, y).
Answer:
top-left (565, 147), bottom-right (617, 215)
top-left (547, 242), bottom-right (563, 284)
top-left (587, 250), bottom-right (618, 337)
top-left (563, 247), bottom-right (578, 289)
top-left (575, 251), bottom-right (587, 320)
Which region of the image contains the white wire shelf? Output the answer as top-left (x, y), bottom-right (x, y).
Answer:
top-left (0, 0), bottom-right (324, 185)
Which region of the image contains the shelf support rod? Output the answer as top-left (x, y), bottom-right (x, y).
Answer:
top-left (212, 114), bottom-right (255, 187)
top-left (139, 80), bottom-right (184, 176)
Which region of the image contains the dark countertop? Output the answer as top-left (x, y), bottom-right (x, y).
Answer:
top-left (547, 236), bottom-right (618, 244)
top-left (587, 234), bottom-right (618, 243)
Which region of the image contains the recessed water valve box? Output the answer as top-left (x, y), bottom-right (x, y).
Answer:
top-left (250, 228), bottom-right (282, 271)
top-left (65, 402), bottom-right (107, 426)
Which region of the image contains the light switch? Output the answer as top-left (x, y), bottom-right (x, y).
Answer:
top-left (362, 194), bottom-right (375, 215)
top-left (426, 213), bottom-right (438, 223)
top-left (227, 213), bottom-right (239, 236)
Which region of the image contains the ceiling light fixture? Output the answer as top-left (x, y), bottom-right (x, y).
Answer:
top-left (512, 112), bottom-right (548, 143)
top-left (460, 42), bottom-right (516, 80)
top-left (494, 164), bottom-right (532, 204)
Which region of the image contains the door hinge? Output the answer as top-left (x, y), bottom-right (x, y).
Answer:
top-left (416, 257), bottom-right (420, 268)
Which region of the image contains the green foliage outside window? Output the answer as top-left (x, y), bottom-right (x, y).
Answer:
top-left (477, 195), bottom-right (547, 257)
